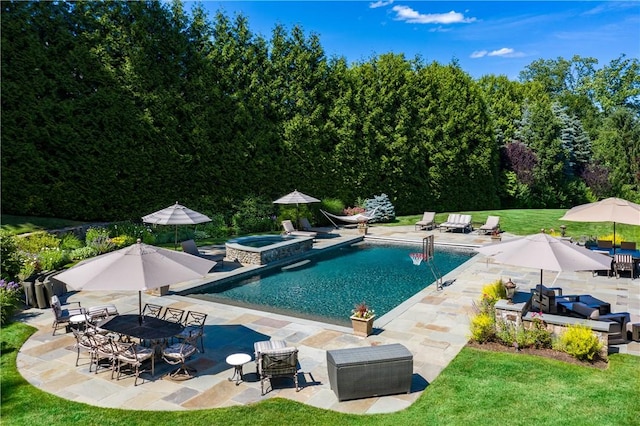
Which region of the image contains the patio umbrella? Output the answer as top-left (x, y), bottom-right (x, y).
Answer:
top-left (55, 241), bottom-right (216, 319)
top-left (142, 201), bottom-right (211, 250)
top-left (476, 233), bottom-right (613, 304)
top-left (560, 197), bottom-right (640, 253)
top-left (273, 190), bottom-right (320, 226)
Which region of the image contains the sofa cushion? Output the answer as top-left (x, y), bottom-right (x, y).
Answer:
top-left (572, 302), bottom-right (599, 319)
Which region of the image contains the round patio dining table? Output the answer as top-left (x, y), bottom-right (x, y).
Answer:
top-left (97, 314), bottom-right (184, 341)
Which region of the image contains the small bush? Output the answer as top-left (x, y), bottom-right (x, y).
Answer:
top-left (70, 246), bottom-right (98, 261)
top-left (556, 324), bottom-right (604, 361)
top-left (38, 248), bottom-right (70, 271)
top-left (111, 235), bottom-right (136, 248)
top-left (85, 227), bottom-right (110, 244)
top-left (87, 235), bottom-right (114, 255)
top-left (193, 230), bottom-right (210, 240)
top-left (201, 213), bottom-right (231, 239)
top-left (481, 279), bottom-right (507, 304)
top-left (364, 193), bottom-right (395, 223)
top-left (1, 230), bottom-right (23, 281)
top-left (470, 312), bottom-right (495, 343)
top-left (59, 233), bottom-right (83, 250)
top-left (0, 279), bottom-right (21, 326)
top-left (15, 231), bottom-right (60, 253)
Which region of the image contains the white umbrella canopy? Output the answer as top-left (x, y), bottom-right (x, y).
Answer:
top-left (142, 201), bottom-right (212, 249)
top-left (273, 190), bottom-right (320, 225)
top-left (273, 190), bottom-right (320, 205)
top-left (55, 241), bottom-right (216, 316)
top-left (560, 197), bottom-right (640, 251)
top-left (476, 233), bottom-right (613, 285)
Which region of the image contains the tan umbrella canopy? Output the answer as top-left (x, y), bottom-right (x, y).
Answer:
top-left (560, 197), bottom-right (640, 252)
top-left (55, 241), bottom-right (216, 318)
top-left (273, 190), bottom-right (320, 225)
top-left (142, 201), bottom-right (211, 249)
top-left (476, 232), bottom-right (613, 286)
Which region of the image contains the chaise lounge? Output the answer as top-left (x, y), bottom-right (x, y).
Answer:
top-left (282, 220), bottom-right (317, 238)
top-left (415, 212), bottom-right (436, 231)
top-left (478, 215), bottom-right (500, 235)
top-left (438, 214), bottom-right (472, 233)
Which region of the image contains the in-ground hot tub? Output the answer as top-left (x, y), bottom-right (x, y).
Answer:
top-left (225, 235), bottom-right (314, 265)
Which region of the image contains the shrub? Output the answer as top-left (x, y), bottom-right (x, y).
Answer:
top-left (111, 235), bottom-right (136, 248)
top-left (107, 221), bottom-right (155, 243)
top-left (470, 311), bottom-right (495, 343)
top-left (70, 246), bottom-right (98, 261)
top-left (0, 230), bottom-right (23, 281)
top-left (193, 230), bottom-right (210, 240)
top-left (481, 279), bottom-right (507, 304)
top-left (556, 324), bottom-right (604, 361)
top-left (232, 195), bottom-right (277, 234)
top-left (85, 227), bottom-right (110, 244)
top-left (201, 213), bottom-right (231, 238)
top-left (59, 233), bottom-right (83, 250)
top-left (15, 231), bottom-right (60, 253)
top-left (364, 193), bottom-right (395, 223)
top-left (495, 314), bottom-right (552, 350)
top-left (38, 248), bottom-right (70, 271)
top-left (87, 235), bottom-right (114, 255)
top-left (0, 279), bottom-right (21, 326)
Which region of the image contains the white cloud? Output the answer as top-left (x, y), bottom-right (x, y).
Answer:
top-left (470, 50), bottom-right (488, 59)
top-left (391, 5), bottom-right (476, 24)
top-left (470, 48), bottom-right (526, 59)
top-left (369, 0), bottom-right (394, 9)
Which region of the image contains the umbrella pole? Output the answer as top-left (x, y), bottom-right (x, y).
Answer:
top-left (174, 225), bottom-right (178, 251)
top-left (138, 291), bottom-right (142, 324)
top-left (613, 222), bottom-right (616, 255)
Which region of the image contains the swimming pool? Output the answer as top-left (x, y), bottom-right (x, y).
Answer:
top-left (189, 242), bottom-right (475, 326)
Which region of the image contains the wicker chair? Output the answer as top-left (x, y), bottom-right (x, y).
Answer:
top-left (257, 346), bottom-right (299, 395)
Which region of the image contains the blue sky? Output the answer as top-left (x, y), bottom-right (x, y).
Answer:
top-left (192, 1), bottom-right (640, 79)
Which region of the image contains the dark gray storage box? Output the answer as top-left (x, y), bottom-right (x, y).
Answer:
top-left (326, 343), bottom-right (413, 401)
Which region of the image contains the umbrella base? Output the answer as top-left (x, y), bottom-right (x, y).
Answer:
top-left (164, 365), bottom-right (196, 381)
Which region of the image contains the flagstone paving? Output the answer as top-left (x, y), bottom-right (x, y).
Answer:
top-left (15, 226), bottom-right (640, 413)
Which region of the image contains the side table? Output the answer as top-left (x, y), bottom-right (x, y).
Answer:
top-left (69, 314), bottom-right (89, 331)
top-left (226, 353), bottom-right (252, 385)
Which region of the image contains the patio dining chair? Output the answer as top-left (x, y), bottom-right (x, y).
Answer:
top-left (162, 331), bottom-right (199, 380)
top-left (142, 303), bottom-right (163, 318)
top-left (162, 307), bottom-right (185, 324)
top-left (174, 311), bottom-right (207, 353)
top-left (257, 346), bottom-right (300, 395)
top-left (50, 295), bottom-right (85, 336)
top-left (113, 341), bottom-right (155, 386)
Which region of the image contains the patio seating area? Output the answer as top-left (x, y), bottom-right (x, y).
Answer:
top-left (15, 226), bottom-right (640, 413)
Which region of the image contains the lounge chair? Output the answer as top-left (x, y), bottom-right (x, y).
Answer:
top-left (181, 239), bottom-right (221, 269)
top-left (257, 346), bottom-right (300, 395)
top-left (439, 214), bottom-right (472, 233)
top-left (415, 212), bottom-right (436, 231)
top-left (282, 220), bottom-right (317, 238)
top-left (478, 216), bottom-right (500, 235)
top-left (299, 217), bottom-right (331, 234)
top-left (614, 254), bottom-right (634, 279)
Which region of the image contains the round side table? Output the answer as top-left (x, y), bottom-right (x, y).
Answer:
top-left (226, 353), bottom-right (252, 385)
top-left (69, 314), bottom-right (89, 330)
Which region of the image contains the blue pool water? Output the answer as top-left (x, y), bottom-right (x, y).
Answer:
top-left (190, 242), bottom-right (475, 326)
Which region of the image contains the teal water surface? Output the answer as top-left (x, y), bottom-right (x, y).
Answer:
top-left (190, 242), bottom-right (475, 326)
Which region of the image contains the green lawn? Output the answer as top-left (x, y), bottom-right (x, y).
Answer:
top-left (1, 322), bottom-right (639, 425)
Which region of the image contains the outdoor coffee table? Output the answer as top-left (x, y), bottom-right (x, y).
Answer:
top-left (226, 353), bottom-right (252, 385)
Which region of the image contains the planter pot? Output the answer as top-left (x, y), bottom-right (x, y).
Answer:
top-left (350, 315), bottom-right (375, 337)
top-left (491, 236), bottom-right (501, 242)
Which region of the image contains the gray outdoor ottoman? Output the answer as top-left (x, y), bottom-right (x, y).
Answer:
top-left (326, 343), bottom-right (413, 401)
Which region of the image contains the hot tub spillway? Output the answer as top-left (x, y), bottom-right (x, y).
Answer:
top-left (225, 235), bottom-right (314, 265)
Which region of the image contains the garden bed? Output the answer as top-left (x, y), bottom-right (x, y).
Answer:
top-left (466, 340), bottom-right (609, 369)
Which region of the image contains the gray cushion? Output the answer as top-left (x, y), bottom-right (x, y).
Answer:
top-left (572, 302), bottom-right (599, 319)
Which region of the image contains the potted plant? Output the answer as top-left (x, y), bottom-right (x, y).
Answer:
top-left (491, 228), bottom-right (501, 241)
top-left (350, 301), bottom-right (375, 337)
